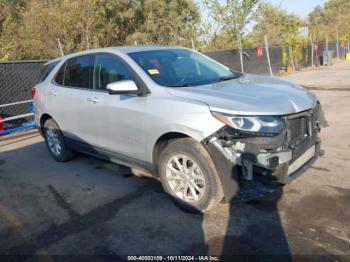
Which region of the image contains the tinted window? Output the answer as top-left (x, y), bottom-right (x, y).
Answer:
top-left (39, 60), bottom-right (60, 83)
top-left (54, 62), bottom-right (66, 85)
top-left (64, 55), bottom-right (93, 88)
top-left (128, 49), bottom-right (237, 87)
top-left (93, 54), bottom-right (134, 90)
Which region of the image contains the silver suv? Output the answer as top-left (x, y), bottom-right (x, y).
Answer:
top-left (33, 46), bottom-right (322, 212)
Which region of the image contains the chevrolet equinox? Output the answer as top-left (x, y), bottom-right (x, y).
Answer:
top-left (33, 46), bottom-right (322, 212)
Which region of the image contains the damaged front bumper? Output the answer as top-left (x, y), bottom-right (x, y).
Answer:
top-left (203, 105), bottom-right (323, 202)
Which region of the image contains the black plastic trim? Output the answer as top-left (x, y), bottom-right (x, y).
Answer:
top-left (65, 137), bottom-right (154, 175)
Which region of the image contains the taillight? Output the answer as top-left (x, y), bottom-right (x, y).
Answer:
top-left (0, 116), bottom-right (4, 132)
top-left (31, 87), bottom-right (36, 98)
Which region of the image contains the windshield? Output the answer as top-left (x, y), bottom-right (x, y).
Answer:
top-left (128, 49), bottom-right (238, 87)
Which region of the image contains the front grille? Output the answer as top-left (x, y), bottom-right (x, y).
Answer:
top-left (286, 104), bottom-right (320, 147)
top-left (288, 116), bottom-right (308, 145)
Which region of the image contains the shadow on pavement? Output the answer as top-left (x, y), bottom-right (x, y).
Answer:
top-left (0, 139), bottom-right (291, 260)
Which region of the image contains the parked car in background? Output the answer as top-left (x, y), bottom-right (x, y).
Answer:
top-left (33, 46), bottom-right (322, 212)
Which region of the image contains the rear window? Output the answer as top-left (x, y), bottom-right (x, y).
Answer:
top-left (55, 62), bottom-right (66, 86)
top-left (38, 60), bottom-right (60, 83)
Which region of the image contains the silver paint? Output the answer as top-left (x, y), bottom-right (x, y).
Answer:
top-left (34, 46), bottom-right (318, 165)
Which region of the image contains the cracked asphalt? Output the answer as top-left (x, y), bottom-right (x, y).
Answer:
top-left (0, 62), bottom-right (349, 259)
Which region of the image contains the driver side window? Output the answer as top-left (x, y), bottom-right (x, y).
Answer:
top-left (93, 54), bottom-right (134, 91)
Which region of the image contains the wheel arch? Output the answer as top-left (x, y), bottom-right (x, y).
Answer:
top-left (152, 132), bottom-right (192, 176)
top-left (39, 113), bottom-right (53, 134)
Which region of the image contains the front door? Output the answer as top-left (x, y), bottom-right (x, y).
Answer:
top-left (85, 53), bottom-right (147, 162)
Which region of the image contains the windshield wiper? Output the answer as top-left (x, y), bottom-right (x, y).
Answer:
top-left (213, 75), bottom-right (237, 83)
top-left (166, 75), bottom-right (239, 87)
top-left (165, 83), bottom-right (192, 87)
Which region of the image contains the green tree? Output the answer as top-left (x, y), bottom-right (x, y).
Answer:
top-left (0, 0), bottom-right (200, 60)
top-left (127, 0), bottom-right (199, 47)
top-left (253, 2), bottom-right (305, 46)
top-left (309, 0), bottom-right (350, 43)
top-left (0, 0), bottom-right (26, 60)
top-left (251, 2), bottom-right (306, 67)
top-left (13, 0), bottom-right (147, 58)
top-left (309, 5), bottom-right (328, 42)
top-left (203, 0), bottom-right (258, 51)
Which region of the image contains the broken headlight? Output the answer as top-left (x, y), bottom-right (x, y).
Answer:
top-left (212, 112), bottom-right (286, 136)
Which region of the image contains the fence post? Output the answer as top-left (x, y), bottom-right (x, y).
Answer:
top-left (264, 35), bottom-right (273, 77)
top-left (238, 36), bottom-right (244, 73)
top-left (311, 36), bottom-right (314, 68)
top-left (57, 38), bottom-right (64, 56)
top-left (336, 31), bottom-right (340, 60)
top-left (289, 46), bottom-right (295, 72)
top-left (191, 37), bottom-right (196, 51)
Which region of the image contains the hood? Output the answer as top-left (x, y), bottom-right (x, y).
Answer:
top-left (166, 74), bottom-right (318, 116)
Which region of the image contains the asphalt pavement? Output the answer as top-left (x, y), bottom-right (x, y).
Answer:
top-left (0, 62), bottom-right (349, 259)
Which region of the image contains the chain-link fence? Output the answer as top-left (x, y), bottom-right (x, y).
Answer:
top-left (206, 40), bottom-right (347, 74)
top-left (0, 40), bottom-right (348, 135)
top-left (0, 60), bottom-right (46, 134)
top-left (206, 46), bottom-right (284, 75)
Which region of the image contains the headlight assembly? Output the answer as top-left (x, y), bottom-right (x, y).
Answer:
top-left (212, 111), bottom-right (286, 136)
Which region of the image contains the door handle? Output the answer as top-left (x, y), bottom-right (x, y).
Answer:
top-left (86, 97), bottom-right (99, 104)
top-left (51, 90), bottom-right (57, 96)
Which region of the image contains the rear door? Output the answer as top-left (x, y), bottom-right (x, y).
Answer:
top-left (46, 54), bottom-right (94, 144)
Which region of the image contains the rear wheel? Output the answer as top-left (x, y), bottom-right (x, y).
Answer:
top-left (158, 138), bottom-right (224, 212)
top-left (43, 118), bottom-right (74, 162)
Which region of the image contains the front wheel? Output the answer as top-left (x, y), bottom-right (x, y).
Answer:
top-left (158, 138), bottom-right (224, 212)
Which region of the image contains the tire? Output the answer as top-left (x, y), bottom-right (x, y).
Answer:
top-left (43, 118), bottom-right (74, 162)
top-left (158, 138), bottom-right (224, 213)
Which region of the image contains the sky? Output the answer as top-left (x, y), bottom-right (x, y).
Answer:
top-left (197, 0), bottom-right (329, 35)
top-left (269, 0), bottom-right (328, 18)
top-left (199, 0), bottom-right (329, 19)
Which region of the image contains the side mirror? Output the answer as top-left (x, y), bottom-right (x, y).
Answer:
top-left (106, 80), bottom-right (139, 95)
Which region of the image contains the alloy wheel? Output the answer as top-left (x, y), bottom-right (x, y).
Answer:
top-left (165, 154), bottom-right (206, 203)
top-left (46, 127), bottom-right (62, 156)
